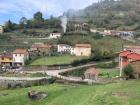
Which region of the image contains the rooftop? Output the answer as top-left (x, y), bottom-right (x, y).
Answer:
top-left (120, 50), bottom-right (140, 60)
top-left (0, 53), bottom-right (12, 58)
top-left (76, 44), bottom-right (91, 48)
top-left (84, 68), bottom-right (99, 75)
top-left (13, 49), bottom-right (27, 54)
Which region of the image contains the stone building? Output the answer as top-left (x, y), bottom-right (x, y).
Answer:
top-left (84, 68), bottom-right (99, 80)
top-left (74, 44), bottom-right (91, 56)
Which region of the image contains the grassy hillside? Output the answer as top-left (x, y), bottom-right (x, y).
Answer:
top-left (0, 31), bottom-right (135, 53)
top-left (59, 34), bottom-right (134, 53)
top-left (0, 80), bottom-right (140, 105)
top-left (0, 31), bottom-right (58, 53)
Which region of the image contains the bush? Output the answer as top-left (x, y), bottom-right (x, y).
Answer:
top-left (92, 32), bottom-right (103, 39)
top-left (48, 78), bottom-right (56, 84)
top-left (123, 65), bottom-right (134, 79)
top-left (95, 61), bottom-right (118, 69)
top-left (61, 67), bottom-right (87, 77)
top-left (24, 83), bottom-right (31, 88)
top-left (30, 73), bottom-right (48, 77)
top-left (71, 59), bottom-right (90, 66)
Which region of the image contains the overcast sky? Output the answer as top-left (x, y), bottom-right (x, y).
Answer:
top-left (0, 0), bottom-right (98, 24)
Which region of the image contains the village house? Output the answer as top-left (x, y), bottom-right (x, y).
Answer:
top-left (0, 53), bottom-right (13, 66)
top-left (104, 30), bottom-right (118, 36)
top-left (30, 43), bottom-right (52, 54)
top-left (104, 30), bottom-right (112, 35)
top-left (0, 25), bottom-right (4, 34)
top-left (119, 50), bottom-right (140, 78)
top-left (49, 33), bottom-right (62, 39)
top-left (13, 49), bottom-right (29, 66)
top-left (90, 29), bottom-right (97, 33)
top-left (117, 31), bottom-right (134, 38)
top-left (73, 44), bottom-right (91, 56)
top-left (57, 44), bottom-right (72, 53)
top-left (84, 68), bottom-right (100, 80)
top-left (74, 22), bottom-right (89, 31)
top-left (103, 30), bottom-right (134, 38)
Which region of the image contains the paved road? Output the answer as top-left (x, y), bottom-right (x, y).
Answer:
top-left (24, 63), bottom-right (99, 82)
top-left (0, 76), bottom-right (51, 81)
top-left (0, 62), bottom-right (111, 83)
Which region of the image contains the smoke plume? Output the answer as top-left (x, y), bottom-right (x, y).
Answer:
top-left (61, 15), bottom-right (67, 33)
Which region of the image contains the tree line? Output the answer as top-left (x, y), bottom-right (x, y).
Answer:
top-left (4, 11), bottom-right (62, 32)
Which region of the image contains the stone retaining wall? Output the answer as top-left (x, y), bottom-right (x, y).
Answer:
top-left (0, 77), bottom-right (53, 88)
top-left (22, 65), bottom-right (72, 71)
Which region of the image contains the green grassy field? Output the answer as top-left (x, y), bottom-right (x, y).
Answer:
top-left (30, 55), bottom-right (87, 66)
top-left (99, 68), bottom-right (120, 78)
top-left (0, 80), bottom-right (140, 105)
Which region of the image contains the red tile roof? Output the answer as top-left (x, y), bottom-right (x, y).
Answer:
top-left (119, 50), bottom-right (140, 60)
top-left (119, 50), bottom-right (132, 57)
top-left (31, 44), bottom-right (51, 49)
top-left (76, 44), bottom-right (91, 48)
top-left (0, 53), bottom-right (13, 58)
top-left (13, 49), bottom-right (27, 54)
top-left (127, 53), bottom-right (140, 60)
top-left (84, 68), bottom-right (99, 75)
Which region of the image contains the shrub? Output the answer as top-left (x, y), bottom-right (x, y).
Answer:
top-left (71, 59), bottom-right (89, 66)
top-left (30, 73), bottom-right (48, 77)
top-left (7, 83), bottom-right (12, 89)
top-left (24, 83), bottom-right (31, 88)
top-left (92, 32), bottom-right (103, 39)
top-left (95, 61), bottom-right (118, 69)
top-left (48, 78), bottom-right (56, 84)
top-left (123, 65), bottom-right (134, 79)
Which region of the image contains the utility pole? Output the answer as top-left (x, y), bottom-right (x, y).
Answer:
top-left (119, 56), bottom-right (123, 77)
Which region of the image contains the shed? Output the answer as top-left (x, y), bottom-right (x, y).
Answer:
top-left (84, 68), bottom-right (99, 80)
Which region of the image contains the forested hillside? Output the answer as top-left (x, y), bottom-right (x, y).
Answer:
top-left (66, 0), bottom-right (140, 30)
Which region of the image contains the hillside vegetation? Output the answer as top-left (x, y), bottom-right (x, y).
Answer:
top-left (67, 0), bottom-right (140, 30)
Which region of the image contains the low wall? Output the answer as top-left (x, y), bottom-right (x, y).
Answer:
top-left (0, 77), bottom-right (53, 88)
top-left (22, 65), bottom-right (72, 71)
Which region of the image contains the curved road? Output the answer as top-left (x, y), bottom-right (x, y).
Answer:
top-left (0, 62), bottom-right (111, 83)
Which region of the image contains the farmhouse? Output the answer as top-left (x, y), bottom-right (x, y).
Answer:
top-left (0, 53), bottom-right (13, 66)
top-left (84, 68), bottom-right (99, 80)
top-left (103, 30), bottom-right (134, 38)
top-left (90, 29), bottom-right (97, 33)
top-left (0, 25), bottom-right (4, 34)
top-left (13, 49), bottom-right (29, 66)
top-left (74, 44), bottom-right (91, 56)
top-left (31, 43), bottom-right (52, 54)
top-left (49, 33), bottom-right (61, 39)
top-left (119, 50), bottom-right (140, 78)
top-left (104, 30), bottom-right (117, 36)
top-left (57, 44), bottom-right (72, 53)
top-left (117, 31), bottom-right (134, 38)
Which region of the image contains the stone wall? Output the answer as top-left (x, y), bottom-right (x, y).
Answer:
top-left (0, 78), bottom-right (53, 88)
top-left (22, 65), bottom-right (72, 71)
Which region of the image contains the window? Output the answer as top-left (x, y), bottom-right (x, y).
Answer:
top-left (9, 58), bottom-right (12, 60)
